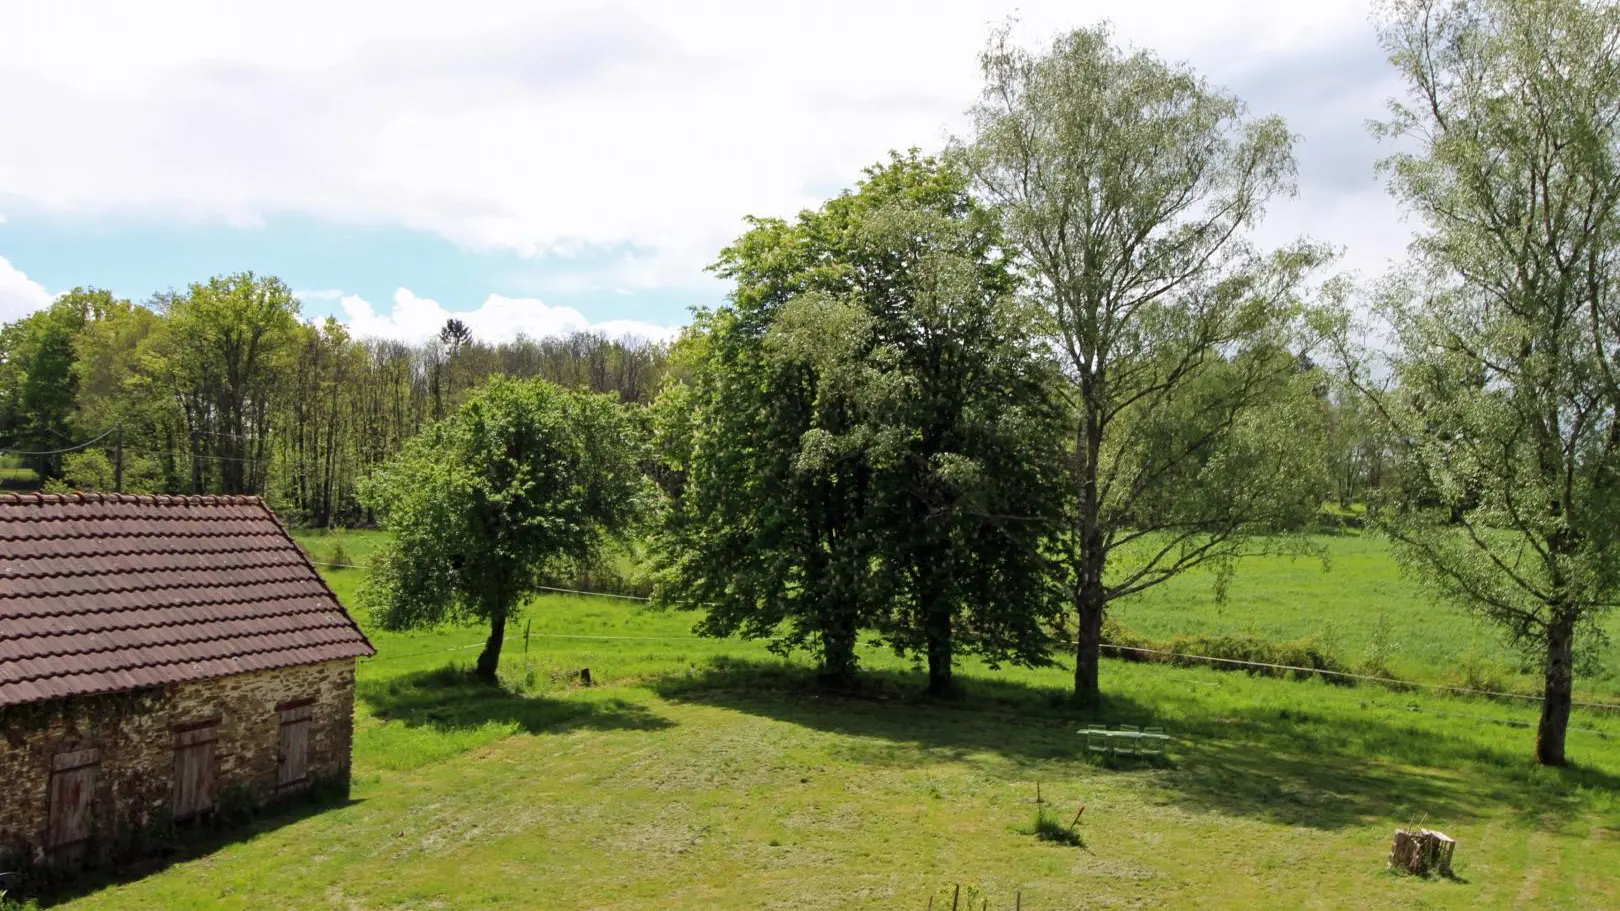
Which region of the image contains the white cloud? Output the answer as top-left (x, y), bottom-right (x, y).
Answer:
top-left (338, 288), bottom-right (679, 345)
top-left (0, 255), bottom-right (53, 322)
top-left (0, 1), bottom-right (1397, 295)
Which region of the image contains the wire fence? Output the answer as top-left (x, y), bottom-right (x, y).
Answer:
top-left (1094, 643), bottom-right (1620, 711)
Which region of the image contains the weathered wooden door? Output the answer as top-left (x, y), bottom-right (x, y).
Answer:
top-left (277, 702), bottom-right (313, 791)
top-left (47, 748), bottom-right (99, 862)
top-left (172, 721), bottom-right (219, 819)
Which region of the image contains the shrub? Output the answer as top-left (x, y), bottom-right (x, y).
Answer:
top-left (1455, 654), bottom-right (1513, 695)
top-left (1362, 611), bottom-right (1399, 676)
top-left (1099, 619), bottom-right (1354, 683)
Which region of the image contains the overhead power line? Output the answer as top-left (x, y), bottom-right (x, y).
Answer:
top-left (0, 426), bottom-right (118, 457)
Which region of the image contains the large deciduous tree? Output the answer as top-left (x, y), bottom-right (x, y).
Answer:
top-left (361, 377), bottom-right (648, 682)
top-left (958, 24), bottom-right (1333, 705)
top-left (1337, 0), bottom-right (1620, 766)
top-left (655, 151), bottom-right (1069, 693)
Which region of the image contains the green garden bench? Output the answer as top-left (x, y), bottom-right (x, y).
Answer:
top-left (1081, 724), bottom-right (1172, 757)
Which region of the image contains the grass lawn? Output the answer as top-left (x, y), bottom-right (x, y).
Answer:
top-left (43, 529), bottom-right (1620, 910)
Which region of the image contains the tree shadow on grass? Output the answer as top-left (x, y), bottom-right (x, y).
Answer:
top-left (358, 663), bottom-right (674, 735)
top-left (651, 656), bottom-right (1620, 832)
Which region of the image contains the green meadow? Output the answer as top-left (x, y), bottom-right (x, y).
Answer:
top-left (34, 528), bottom-right (1619, 910)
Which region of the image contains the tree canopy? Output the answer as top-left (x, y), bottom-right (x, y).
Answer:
top-left (957, 23), bottom-right (1334, 704)
top-left (654, 151), bottom-right (1069, 691)
top-left (361, 377), bottom-right (650, 681)
top-left (1330, 0), bottom-right (1620, 765)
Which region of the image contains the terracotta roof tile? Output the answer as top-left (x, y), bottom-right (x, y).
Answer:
top-left (0, 493), bottom-right (375, 707)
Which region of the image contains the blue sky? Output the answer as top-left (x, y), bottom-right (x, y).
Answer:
top-left (0, 213), bottom-right (712, 328)
top-left (0, 0), bottom-right (1409, 341)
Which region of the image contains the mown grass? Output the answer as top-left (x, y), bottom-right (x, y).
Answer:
top-left (43, 527), bottom-right (1620, 910)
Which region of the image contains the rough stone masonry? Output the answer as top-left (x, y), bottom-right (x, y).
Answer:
top-left (0, 658), bottom-right (358, 870)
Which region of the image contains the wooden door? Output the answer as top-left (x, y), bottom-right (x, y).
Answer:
top-left (277, 702), bottom-right (313, 791)
top-left (47, 748), bottom-right (99, 860)
top-left (172, 721), bottom-right (219, 819)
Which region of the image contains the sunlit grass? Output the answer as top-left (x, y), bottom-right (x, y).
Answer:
top-left (46, 528), bottom-right (1611, 908)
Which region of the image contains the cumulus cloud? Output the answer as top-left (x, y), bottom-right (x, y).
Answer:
top-left (337, 288), bottom-right (679, 345)
top-left (0, 255), bottom-right (53, 322)
top-left (0, 0), bottom-right (1400, 294)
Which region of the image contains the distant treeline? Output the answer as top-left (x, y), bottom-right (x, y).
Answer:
top-left (0, 276), bottom-right (671, 526)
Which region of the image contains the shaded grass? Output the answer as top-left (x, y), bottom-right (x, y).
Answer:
top-left (53, 636), bottom-right (1620, 910)
top-left (44, 528), bottom-right (1590, 907)
top-left (1023, 806), bottom-right (1085, 847)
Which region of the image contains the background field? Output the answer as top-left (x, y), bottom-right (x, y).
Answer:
top-left (36, 529), bottom-right (1620, 910)
top-left (1111, 532), bottom-right (1620, 703)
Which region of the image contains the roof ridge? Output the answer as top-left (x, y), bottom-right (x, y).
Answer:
top-left (0, 492), bottom-right (267, 507)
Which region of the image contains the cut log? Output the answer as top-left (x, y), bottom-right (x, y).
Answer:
top-left (1388, 828), bottom-right (1456, 876)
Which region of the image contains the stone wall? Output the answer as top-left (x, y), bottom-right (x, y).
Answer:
top-left (0, 658), bottom-right (357, 869)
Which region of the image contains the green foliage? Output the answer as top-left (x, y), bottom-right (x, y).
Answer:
top-left (0, 291), bottom-right (110, 478)
top-left (655, 151), bottom-right (1069, 691)
top-left (360, 377), bottom-right (649, 680)
top-left (1363, 611), bottom-right (1400, 676)
top-left (1101, 616), bottom-right (1352, 683)
top-left (958, 23), bottom-right (1334, 703)
top-left (40, 449), bottom-right (163, 495)
top-left (1336, 0), bottom-right (1620, 765)
top-left (150, 272), bottom-right (302, 494)
top-left (327, 539), bottom-right (352, 568)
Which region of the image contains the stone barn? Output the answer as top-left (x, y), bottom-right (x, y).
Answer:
top-left (0, 493), bottom-right (375, 873)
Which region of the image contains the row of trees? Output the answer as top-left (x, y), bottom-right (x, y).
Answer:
top-left (6, 0), bottom-right (1614, 767)
top-left (647, 29), bottom-right (1341, 706)
top-left (647, 0), bottom-right (1620, 766)
top-left (0, 280), bottom-right (670, 525)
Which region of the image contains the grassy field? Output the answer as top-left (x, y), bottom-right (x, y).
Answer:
top-left (0, 455), bottom-right (38, 491)
top-left (36, 529), bottom-right (1620, 909)
top-left (294, 528), bottom-right (1620, 701)
top-left (1114, 532), bottom-right (1620, 703)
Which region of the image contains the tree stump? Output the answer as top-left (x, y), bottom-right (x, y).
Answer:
top-left (1388, 828), bottom-right (1455, 876)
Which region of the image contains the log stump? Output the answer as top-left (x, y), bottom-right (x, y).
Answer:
top-left (1388, 828), bottom-right (1455, 876)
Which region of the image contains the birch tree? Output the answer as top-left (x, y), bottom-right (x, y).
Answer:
top-left (958, 24), bottom-right (1332, 705)
top-left (1340, 0), bottom-right (1620, 765)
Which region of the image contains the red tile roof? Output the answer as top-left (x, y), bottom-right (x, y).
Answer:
top-left (0, 493), bottom-right (375, 707)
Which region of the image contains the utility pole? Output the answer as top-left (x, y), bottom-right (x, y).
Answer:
top-left (113, 423), bottom-right (123, 493)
